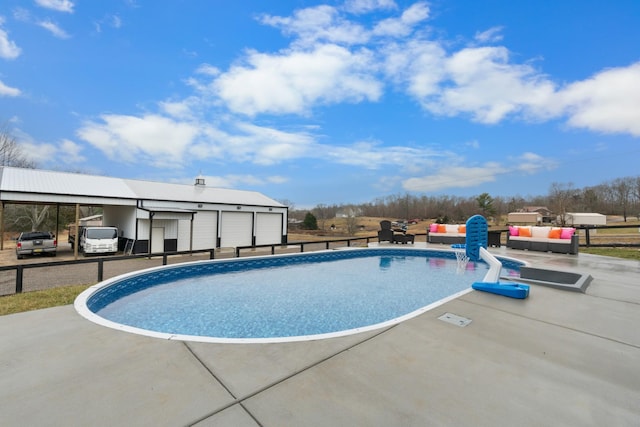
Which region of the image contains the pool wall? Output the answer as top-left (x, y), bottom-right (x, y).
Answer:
top-left (75, 247), bottom-right (528, 344)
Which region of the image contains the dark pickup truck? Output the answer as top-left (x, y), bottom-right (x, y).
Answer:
top-left (15, 231), bottom-right (57, 259)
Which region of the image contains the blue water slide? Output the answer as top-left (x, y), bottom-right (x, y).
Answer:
top-left (465, 214), bottom-right (488, 262)
top-left (464, 215), bottom-right (530, 299)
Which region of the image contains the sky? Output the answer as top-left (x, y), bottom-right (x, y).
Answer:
top-left (1, 0), bottom-right (639, 209)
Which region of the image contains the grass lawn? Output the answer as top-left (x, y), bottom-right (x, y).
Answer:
top-left (581, 247), bottom-right (640, 261)
top-left (0, 284), bottom-right (91, 316)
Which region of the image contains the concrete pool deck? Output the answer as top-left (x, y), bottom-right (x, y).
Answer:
top-left (1, 246), bottom-right (639, 426)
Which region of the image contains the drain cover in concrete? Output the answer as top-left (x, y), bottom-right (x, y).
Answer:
top-left (438, 312), bottom-right (472, 327)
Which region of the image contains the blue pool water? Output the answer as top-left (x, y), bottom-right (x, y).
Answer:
top-left (76, 248), bottom-right (523, 343)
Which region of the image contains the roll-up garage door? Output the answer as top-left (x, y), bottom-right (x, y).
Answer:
top-left (192, 211), bottom-right (217, 250)
top-left (220, 211), bottom-right (253, 248)
top-left (255, 213), bottom-right (282, 245)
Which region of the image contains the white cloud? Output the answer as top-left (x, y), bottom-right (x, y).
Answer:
top-left (59, 139), bottom-right (86, 163)
top-left (195, 63), bottom-right (220, 76)
top-left (403, 164), bottom-right (503, 192)
top-left (326, 140), bottom-right (448, 170)
top-left (475, 26), bottom-right (504, 44)
top-left (383, 39), bottom-right (447, 97)
top-left (344, 0), bottom-right (397, 14)
top-left (426, 46), bottom-right (557, 123)
top-left (558, 62), bottom-right (640, 136)
top-left (38, 19), bottom-right (71, 39)
top-left (20, 142), bottom-right (58, 164)
top-left (35, 0), bottom-right (75, 13)
top-left (213, 44), bottom-right (382, 116)
top-left (402, 151), bottom-right (557, 192)
top-left (160, 99), bottom-right (197, 119)
top-left (190, 121), bottom-right (317, 166)
top-left (93, 14), bottom-right (123, 33)
top-left (0, 79), bottom-right (20, 96)
top-left (372, 2), bottom-right (430, 37)
top-left (0, 17), bottom-right (21, 59)
top-left (76, 114), bottom-right (200, 167)
top-left (510, 152), bottom-right (559, 174)
top-left (260, 5), bottom-right (370, 47)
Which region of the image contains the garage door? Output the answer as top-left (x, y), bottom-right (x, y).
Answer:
top-left (220, 212), bottom-right (253, 248)
top-left (255, 213), bottom-right (282, 245)
top-left (192, 211), bottom-right (217, 250)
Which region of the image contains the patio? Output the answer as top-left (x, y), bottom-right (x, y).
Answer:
top-left (0, 247), bottom-right (638, 426)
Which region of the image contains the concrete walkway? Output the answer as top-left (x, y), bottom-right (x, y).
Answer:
top-left (1, 247), bottom-right (639, 426)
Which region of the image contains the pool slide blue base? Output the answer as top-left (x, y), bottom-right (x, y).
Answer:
top-left (463, 215), bottom-right (530, 299)
top-left (472, 282), bottom-right (530, 299)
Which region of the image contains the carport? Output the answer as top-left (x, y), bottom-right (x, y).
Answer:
top-left (0, 167), bottom-right (288, 256)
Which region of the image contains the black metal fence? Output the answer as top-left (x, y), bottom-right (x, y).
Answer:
top-left (1, 225), bottom-right (637, 296)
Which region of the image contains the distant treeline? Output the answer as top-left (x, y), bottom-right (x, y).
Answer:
top-left (289, 176), bottom-right (640, 225)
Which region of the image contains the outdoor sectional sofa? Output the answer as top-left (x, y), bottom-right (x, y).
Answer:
top-left (426, 224), bottom-right (466, 244)
top-left (506, 225), bottom-right (579, 255)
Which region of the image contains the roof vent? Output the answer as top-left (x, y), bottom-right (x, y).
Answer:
top-left (195, 175), bottom-right (205, 186)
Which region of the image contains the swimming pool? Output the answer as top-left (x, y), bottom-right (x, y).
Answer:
top-left (75, 248), bottom-right (524, 343)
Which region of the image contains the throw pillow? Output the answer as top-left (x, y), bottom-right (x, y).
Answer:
top-left (519, 227), bottom-right (532, 237)
top-left (560, 228), bottom-right (576, 239)
top-left (548, 228), bottom-right (562, 239)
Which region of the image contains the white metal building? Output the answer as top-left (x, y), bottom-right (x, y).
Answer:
top-left (0, 167), bottom-right (288, 254)
top-left (564, 213), bottom-right (607, 226)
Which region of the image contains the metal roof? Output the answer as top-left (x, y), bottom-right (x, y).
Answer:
top-left (0, 167), bottom-right (285, 208)
top-left (0, 167), bottom-right (137, 199)
top-left (124, 178), bottom-right (284, 207)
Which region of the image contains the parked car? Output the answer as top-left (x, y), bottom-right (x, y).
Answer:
top-left (16, 231), bottom-right (57, 259)
top-left (69, 225), bottom-right (119, 256)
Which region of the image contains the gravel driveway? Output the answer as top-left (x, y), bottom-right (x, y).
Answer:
top-left (0, 242), bottom-right (227, 296)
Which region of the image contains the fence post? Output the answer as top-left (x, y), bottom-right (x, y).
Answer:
top-left (162, 254), bottom-right (168, 265)
top-left (97, 259), bottom-right (104, 282)
top-left (584, 227), bottom-right (591, 246)
top-left (16, 266), bottom-right (23, 294)
top-left (210, 249), bottom-right (215, 259)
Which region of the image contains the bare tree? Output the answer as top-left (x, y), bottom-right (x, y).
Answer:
top-left (11, 205), bottom-right (51, 231)
top-left (312, 204), bottom-right (330, 231)
top-left (0, 122), bottom-right (36, 168)
top-left (1, 122), bottom-right (47, 231)
top-left (611, 177), bottom-right (633, 221)
top-left (548, 182), bottom-right (577, 225)
top-left (634, 177), bottom-right (640, 220)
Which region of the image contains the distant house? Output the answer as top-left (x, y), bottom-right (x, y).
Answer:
top-left (564, 213), bottom-right (607, 226)
top-left (335, 207), bottom-right (362, 218)
top-left (507, 212), bottom-right (542, 224)
top-left (0, 166), bottom-right (288, 254)
top-left (517, 206), bottom-right (554, 223)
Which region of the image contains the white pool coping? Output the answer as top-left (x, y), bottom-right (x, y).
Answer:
top-left (74, 246), bottom-right (528, 344)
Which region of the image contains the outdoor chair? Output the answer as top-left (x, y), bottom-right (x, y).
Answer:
top-left (378, 220), bottom-right (394, 243)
